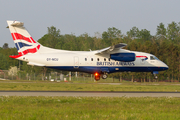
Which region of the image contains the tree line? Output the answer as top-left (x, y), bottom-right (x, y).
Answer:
top-left (0, 21), bottom-right (180, 81)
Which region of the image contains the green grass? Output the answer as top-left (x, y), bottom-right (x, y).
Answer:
top-left (0, 80), bottom-right (180, 92)
top-left (0, 96), bottom-right (180, 120)
top-left (0, 80), bottom-right (180, 119)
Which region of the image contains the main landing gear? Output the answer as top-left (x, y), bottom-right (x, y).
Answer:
top-left (102, 73), bottom-right (108, 79)
top-left (94, 72), bottom-right (108, 81)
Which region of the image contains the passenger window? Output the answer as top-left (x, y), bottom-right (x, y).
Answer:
top-left (91, 58), bottom-right (93, 61)
top-left (97, 58), bottom-right (99, 61)
top-left (104, 58), bottom-right (106, 61)
top-left (85, 58), bottom-right (87, 61)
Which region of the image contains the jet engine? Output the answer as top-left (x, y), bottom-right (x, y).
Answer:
top-left (110, 53), bottom-right (136, 62)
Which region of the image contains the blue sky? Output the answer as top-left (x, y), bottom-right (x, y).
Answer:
top-left (1, 0), bottom-right (180, 47)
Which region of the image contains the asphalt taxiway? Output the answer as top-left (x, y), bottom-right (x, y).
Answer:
top-left (0, 91), bottom-right (180, 97)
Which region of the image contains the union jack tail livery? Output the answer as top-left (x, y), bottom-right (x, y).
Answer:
top-left (7, 21), bottom-right (40, 58)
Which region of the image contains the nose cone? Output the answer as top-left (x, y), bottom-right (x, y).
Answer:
top-left (163, 62), bottom-right (169, 70)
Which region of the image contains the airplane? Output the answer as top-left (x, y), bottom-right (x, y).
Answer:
top-left (6, 20), bottom-right (168, 81)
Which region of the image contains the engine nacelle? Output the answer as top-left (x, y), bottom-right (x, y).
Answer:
top-left (110, 53), bottom-right (136, 62)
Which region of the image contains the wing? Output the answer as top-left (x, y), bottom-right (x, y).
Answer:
top-left (95, 43), bottom-right (127, 55)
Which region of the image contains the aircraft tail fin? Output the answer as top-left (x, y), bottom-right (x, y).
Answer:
top-left (7, 20), bottom-right (41, 58)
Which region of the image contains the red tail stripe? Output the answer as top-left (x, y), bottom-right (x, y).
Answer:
top-left (37, 44), bottom-right (40, 49)
top-left (18, 52), bottom-right (22, 55)
top-left (30, 37), bottom-right (36, 43)
top-left (10, 43), bottom-right (41, 59)
top-left (14, 33), bottom-right (32, 43)
top-left (14, 45), bottom-right (41, 59)
top-left (11, 33), bottom-right (36, 43)
top-left (9, 54), bottom-right (22, 59)
top-left (22, 50), bottom-right (29, 55)
top-left (11, 33), bottom-right (15, 40)
top-left (28, 47), bottom-right (37, 53)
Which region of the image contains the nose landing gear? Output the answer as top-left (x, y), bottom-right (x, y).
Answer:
top-left (152, 71), bottom-right (158, 79)
top-left (154, 74), bottom-right (158, 79)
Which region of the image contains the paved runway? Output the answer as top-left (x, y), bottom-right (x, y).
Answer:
top-left (0, 91), bottom-right (180, 97)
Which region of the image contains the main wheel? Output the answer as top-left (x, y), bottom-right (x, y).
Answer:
top-left (102, 74), bottom-right (108, 79)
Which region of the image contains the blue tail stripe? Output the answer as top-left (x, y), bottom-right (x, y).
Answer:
top-left (15, 43), bottom-right (19, 50)
top-left (18, 42), bottom-right (32, 48)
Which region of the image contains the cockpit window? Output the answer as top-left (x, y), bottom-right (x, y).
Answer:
top-left (150, 56), bottom-right (155, 60)
top-left (150, 56), bottom-right (159, 60)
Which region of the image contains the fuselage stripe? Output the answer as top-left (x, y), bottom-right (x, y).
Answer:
top-left (136, 56), bottom-right (148, 58)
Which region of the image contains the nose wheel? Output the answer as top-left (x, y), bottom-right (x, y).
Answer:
top-left (154, 75), bottom-right (158, 79)
top-left (152, 71), bottom-right (158, 79)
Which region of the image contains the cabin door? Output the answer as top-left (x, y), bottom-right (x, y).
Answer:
top-left (74, 56), bottom-right (79, 68)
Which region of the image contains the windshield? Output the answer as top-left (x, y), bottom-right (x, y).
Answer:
top-left (150, 56), bottom-right (159, 60)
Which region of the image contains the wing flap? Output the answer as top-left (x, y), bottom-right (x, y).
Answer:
top-left (114, 43), bottom-right (127, 49)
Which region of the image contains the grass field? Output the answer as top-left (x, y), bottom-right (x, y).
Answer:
top-left (1, 80), bottom-right (180, 120)
top-left (0, 80), bottom-right (180, 92)
top-left (0, 96), bottom-right (180, 120)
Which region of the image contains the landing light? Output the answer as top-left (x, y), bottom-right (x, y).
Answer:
top-left (95, 72), bottom-right (99, 76)
top-left (94, 72), bottom-right (100, 81)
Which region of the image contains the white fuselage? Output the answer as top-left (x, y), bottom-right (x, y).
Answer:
top-left (17, 48), bottom-right (168, 74)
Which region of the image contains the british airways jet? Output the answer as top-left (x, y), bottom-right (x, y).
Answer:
top-left (7, 20), bottom-right (168, 81)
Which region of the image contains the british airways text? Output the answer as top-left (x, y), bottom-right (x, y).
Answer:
top-left (97, 62), bottom-right (135, 66)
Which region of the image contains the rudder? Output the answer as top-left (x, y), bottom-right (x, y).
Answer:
top-left (7, 20), bottom-right (40, 58)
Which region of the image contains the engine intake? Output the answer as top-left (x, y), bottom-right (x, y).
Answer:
top-left (110, 53), bottom-right (136, 62)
